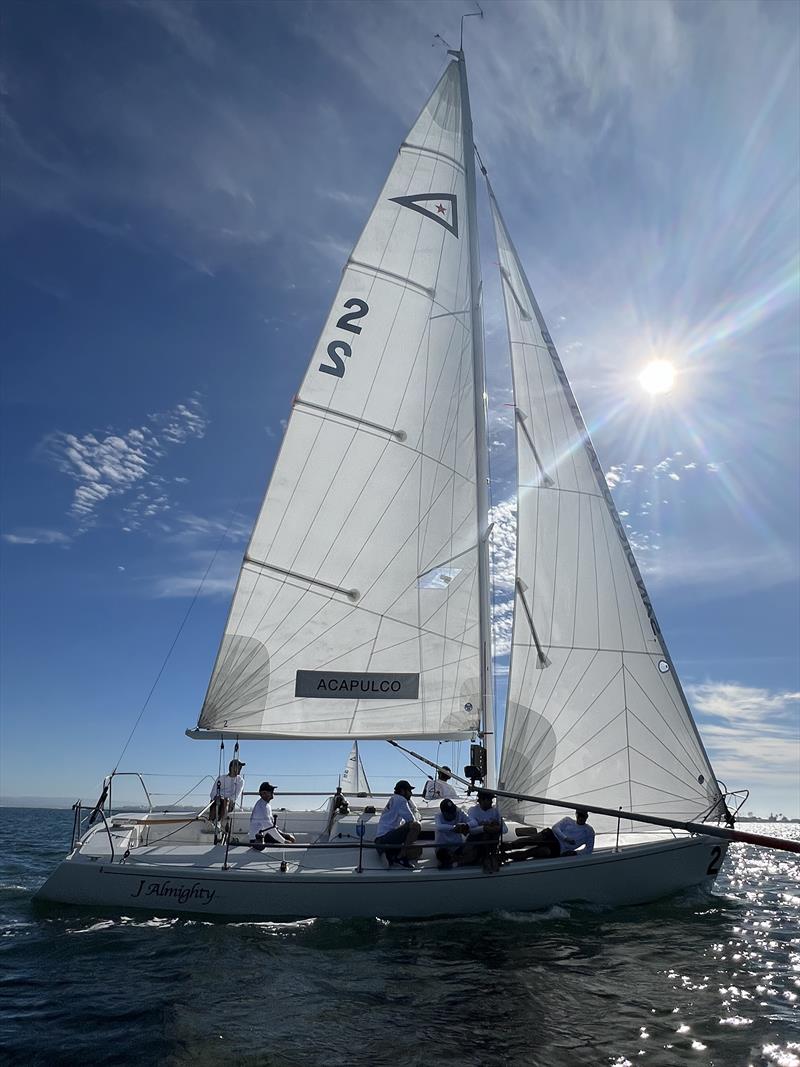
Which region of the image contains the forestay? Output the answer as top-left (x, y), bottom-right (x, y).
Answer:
top-left (488, 183), bottom-right (725, 832)
top-left (195, 62), bottom-right (482, 740)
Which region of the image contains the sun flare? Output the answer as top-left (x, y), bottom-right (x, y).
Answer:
top-left (639, 359), bottom-right (675, 396)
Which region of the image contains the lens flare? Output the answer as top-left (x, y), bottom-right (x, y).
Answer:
top-left (639, 360), bottom-right (675, 395)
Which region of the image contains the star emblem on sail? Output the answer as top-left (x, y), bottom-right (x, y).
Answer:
top-left (389, 193), bottom-right (459, 238)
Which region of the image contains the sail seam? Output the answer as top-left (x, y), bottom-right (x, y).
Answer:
top-left (524, 647), bottom-right (599, 757)
top-left (627, 778), bottom-right (714, 804)
top-left (347, 258), bottom-right (435, 299)
top-left (624, 682), bottom-right (711, 783)
top-left (529, 666), bottom-right (624, 780)
top-left (400, 141), bottom-right (466, 173)
top-left (625, 745), bottom-right (712, 800)
top-left (543, 744), bottom-right (631, 791)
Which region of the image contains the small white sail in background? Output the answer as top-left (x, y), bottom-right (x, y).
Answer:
top-left (340, 741), bottom-right (370, 794)
top-left (488, 181), bottom-right (724, 833)
top-left (196, 61), bottom-right (483, 742)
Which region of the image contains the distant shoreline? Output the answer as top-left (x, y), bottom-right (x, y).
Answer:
top-left (1, 797), bottom-right (798, 823)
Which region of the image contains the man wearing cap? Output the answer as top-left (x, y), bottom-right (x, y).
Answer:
top-left (374, 780), bottom-right (421, 869)
top-left (506, 808), bottom-right (595, 861)
top-left (465, 789), bottom-right (508, 873)
top-left (249, 782), bottom-right (296, 847)
top-left (434, 798), bottom-right (470, 868)
top-left (208, 759), bottom-right (245, 828)
top-left (422, 766), bottom-right (457, 801)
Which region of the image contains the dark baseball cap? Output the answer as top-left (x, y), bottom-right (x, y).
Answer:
top-left (394, 780), bottom-right (413, 793)
top-left (259, 781), bottom-right (276, 793)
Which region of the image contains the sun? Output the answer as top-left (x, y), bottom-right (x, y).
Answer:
top-left (639, 359), bottom-right (675, 396)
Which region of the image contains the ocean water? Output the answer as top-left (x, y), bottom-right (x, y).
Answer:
top-left (0, 808), bottom-right (797, 1067)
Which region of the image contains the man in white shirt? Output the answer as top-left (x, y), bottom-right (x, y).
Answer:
top-left (465, 789), bottom-right (509, 873)
top-left (249, 782), bottom-right (296, 848)
top-left (434, 798), bottom-right (470, 868)
top-left (506, 808), bottom-right (595, 861)
top-left (375, 780), bottom-right (420, 869)
top-left (422, 766), bottom-right (457, 801)
top-left (208, 759), bottom-right (245, 828)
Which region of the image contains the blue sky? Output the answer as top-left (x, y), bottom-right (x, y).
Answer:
top-left (2, 0), bottom-right (798, 817)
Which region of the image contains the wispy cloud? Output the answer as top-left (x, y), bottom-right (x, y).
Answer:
top-left (687, 682), bottom-right (800, 796)
top-left (143, 512), bottom-right (252, 598)
top-left (1, 528), bottom-right (71, 546)
top-left (39, 396), bottom-right (207, 532)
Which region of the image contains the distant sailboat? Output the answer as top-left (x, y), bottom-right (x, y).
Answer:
top-left (340, 742), bottom-right (371, 795)
top-left (36, 50), bottom-right (798, 919)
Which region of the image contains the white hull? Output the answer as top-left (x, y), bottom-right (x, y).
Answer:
top-left (35, 816), bottom-right (727, 919)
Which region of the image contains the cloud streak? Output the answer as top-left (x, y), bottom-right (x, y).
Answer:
top-left (687, 682), bottom-right (800, 797)
top-left (1, 528), bottom-right (71, 546)
top-left (39, 396), bottom-right (207, 531)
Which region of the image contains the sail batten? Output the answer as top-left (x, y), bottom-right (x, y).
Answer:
top-left (489, 180), bottom-right (724, 830)
top-left (196, 61), bottom-right (484, 741)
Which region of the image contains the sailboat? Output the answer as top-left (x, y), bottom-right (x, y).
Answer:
top-left (35, 51), bottom-right (797, 919)
top-left (340, 742), bottom-right (371, 796)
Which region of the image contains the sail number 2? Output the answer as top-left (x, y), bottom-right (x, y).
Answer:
top-left (318, 298), bottom-right (370, 378)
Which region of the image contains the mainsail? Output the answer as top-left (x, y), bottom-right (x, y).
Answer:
top-left (488, 182), bottom-right (724, 831)
top-left (194, 61), bottom-right (484, 740)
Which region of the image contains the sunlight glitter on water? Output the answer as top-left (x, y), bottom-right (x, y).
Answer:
top-left (1, 812), bottom-right (798, 1066)
top-left (760, 1043), bottom-right (800, 1067)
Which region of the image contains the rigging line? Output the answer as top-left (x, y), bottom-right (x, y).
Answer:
top-left (387, 740), bottom-right (452, 785)
top-left (114, 507), bottom-right (241, 771)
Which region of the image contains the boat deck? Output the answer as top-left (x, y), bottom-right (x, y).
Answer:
top-left (75, 809), bottom-right (693, 876)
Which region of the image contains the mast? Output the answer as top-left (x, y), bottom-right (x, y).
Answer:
top-left (454, 50), bottom-right (495, 787)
